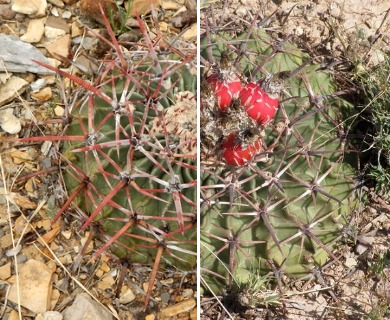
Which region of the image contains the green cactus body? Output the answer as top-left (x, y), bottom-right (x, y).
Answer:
top-left (61, 52), bottom-right (197, 271)
top-left (201, 29), bottom-right (357, 295)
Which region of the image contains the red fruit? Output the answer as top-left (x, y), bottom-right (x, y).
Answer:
top-left (239, 82), bottom-right (278, 124)
top-left (221, 133), bottom-right (262, 166)
top-left (208, 74), bottom-right (242, 111)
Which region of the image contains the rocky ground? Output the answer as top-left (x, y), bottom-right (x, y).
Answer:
top-left (0, 0), bottom-right (196, 319)
top-left (200, 0), bottom-right (390, 319)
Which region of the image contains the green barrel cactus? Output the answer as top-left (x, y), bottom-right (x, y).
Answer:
top-left (29, 16), bottom-right (197, 308)
top-left (200, 27), bottom-right (357, 297)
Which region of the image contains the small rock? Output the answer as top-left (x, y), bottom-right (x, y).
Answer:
top-left (46, 16), bottom-right (70, 33)
top-left (0, 72), bottom-right (11, 84)
top-left (159, 21), bottom-right (168, 32)
top-left (62, 10), bottom-right (71, 19)
top-left (46, 34), bottom-right (71, 60)
top-left (61, 230), bottom-right (71, 239)
top-left (236, 6), bottom-right (247, 17)
top-left (171, 9), bottom-right (196, 28)
top-left (47, 58), bottom-right (62, 70)
top-left (182, 23), bottom-right (196, 41)
top-left (0, 262), bottom-right (11, 280)
top-left (1, 233), bottom-right (14, 249)
top-left (50, 6), bottom-right (59, 16)
top-left (47, 0), bottom-right (64, 7)
top-left (119, 288), bottom-right (136, 304)
top-left (30, 78), bottom-right (47, 92)
top-left (20, 18), bottom-right (45, 43)
top-left (0, 34), bottom-right (55, 74)
top-left (127, 0), bottom-right (159, 16)
top-left (159, 298), bottom-right (196, 318)
top-left (185, 0), bottom-right (195, 10)
top-left (62, 293), bottom-right (113, 320)
top-left (0, 4), bottom-right (16, 19)
top-left (344, 257), bottom-right (358, 268)
top-left (79, 0), bottom-right (117, 24)
top-left (41, 140), bottom-right (53, 156)
top-left (45, 26), bottom-right (66, 39)
top-left (160, 278), bottom-right (174, 285)
top-left (8, 259), bottom-right (54, 314)
top-left (10, 149), bottom-right (34, 164)
top-left (54, 105), bottom-right (64, 116)
top-left (36, 311), bottom-right (63, 320)
top-left (71, 21), bottom-right (83, 37)
top-left (74, 54), bottom-right (99, 74)
top-left (97, 274), bottom-right (115, 290)
top-left (11, 0), bottom-right (47, 16)
top-left (0, 76), bottom-right (28, 108)
top-left (162, 0), bottom-right (182, 10)
top-left (117, 30), bottom-right (142, 45)
top-left (160, 292), bottom-right (170, 304)
top-left (77, 36), bottom-right (97, 50)
top-left (11, 192), bottom-right (37, 209)
top-left (31, 87), bottom-right (52, 101)
top-left (7, 310), bottom-right (19, 320)
top-left (182, 288), bottom-right (193, 299)
top-left (329, 5), bottom-right (341, 18)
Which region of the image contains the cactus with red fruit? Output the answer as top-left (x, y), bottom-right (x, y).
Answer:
top-left (239, 82), bottom-right (279, 124)
top-left (221, 133), bottom-right (263, 166)
top-left (200, 25), bottom-right (357, 298)
top-left (207, 68), bottom-right (243, 111)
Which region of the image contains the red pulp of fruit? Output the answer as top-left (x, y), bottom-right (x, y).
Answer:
top-left (239, 82), bottom-right (278, 123)
top-left (221, 133), bottom-right (262, 166)
top-left (208, 74), bottom-right (242, 111)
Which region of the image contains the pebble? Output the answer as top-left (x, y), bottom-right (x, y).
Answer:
top-left (47, 0), bottom-right (64, 7)
top-left (159, 298), bottom-right (196, 318)
top-left (71, 21), bottom-right (83, 37)
top-left (30, 78), bottom-right (47, 92)
top-left (20, 18), bottom-right (45, 43)
top-left (62, 10), bottom-right (72, 19)
top-left (0, 73), bottom-right (11, 84)
top-left (7, 310), bottom-right (19, 320)
top-left (11, 0), bottom-right (47, 16)
top-left (8, 259), bottom-right (54, 313)
top-left (46, 16), bottom-right (70, 33)
top-left (128, 0), bottom-right (160, 15)
top-left (236, 6), bottom-right (247, 17)
top-left (0, 262), bottom-right (11, 280)
top-left (51, 6), bottom-right (60, 16)
top-left (182, 23), bottom-right (196, 41)
top-left (62, 293), bottom-right (113, 320)
top-left (0, 4), bottom-right (16, 19)
top-left (35, 311), bottom-right (63, 320)
top-left (160, 292), bottom-right (170, 304)
top-left (344, 257), bottom-right (358, 268)
top-left (182, 288), bottom-right (193, 299)
top-left (0, 76), bottom-right (28, 108)
top-left (45, 26), bottom-right (66, 39)
top-left (46, 34), bottom-right (71, 59)
top-left (31, 86), bottom-right (52, 101)
top-left (119, 288), bottom-right (136, 304)
top-left (0, 34), bottom-right (55, 74)
top-left (162, 0), bottom-right (182, 10)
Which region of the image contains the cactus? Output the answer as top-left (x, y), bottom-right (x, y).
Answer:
top-left (20, 13), bottom-right (197, 308)
top-left (200, 25), bottom-right (357, 298)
